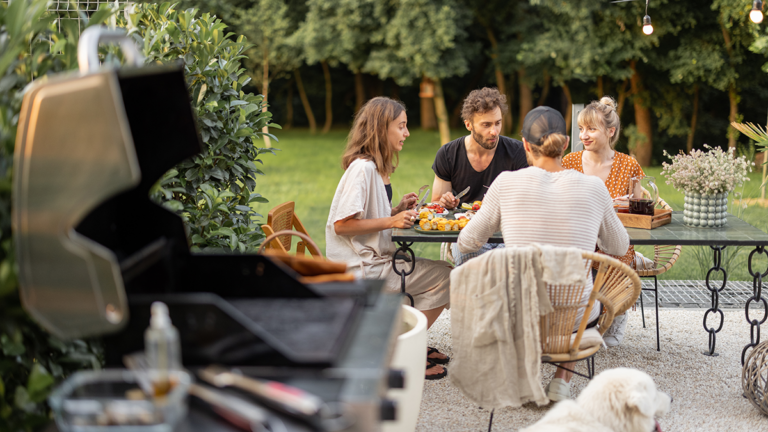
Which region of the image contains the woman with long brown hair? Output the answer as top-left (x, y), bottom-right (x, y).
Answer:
top-left (326, 97), bottom-right (452, 380)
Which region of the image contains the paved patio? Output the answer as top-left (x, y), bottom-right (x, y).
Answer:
top-left (415, 280), bottom-right (768, 431)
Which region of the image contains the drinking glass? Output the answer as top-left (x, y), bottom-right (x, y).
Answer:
top-left (628, 176), bottom-right (658, 216)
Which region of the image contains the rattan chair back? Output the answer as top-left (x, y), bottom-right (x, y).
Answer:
top-left (541, 251), bottom-right (641, 363)
top-left (262, 201), bottom-right (323, 258)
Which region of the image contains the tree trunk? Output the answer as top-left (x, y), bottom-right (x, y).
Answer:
top-left (262, 37), bottom-right (271, 148)
top-left (390, 79), bottom-right (400, 101)
top-left (617, 79), bottom-right (628, 117)
top-left (420, 76), bottom-right (437, 130)
top-left (728, 83), bottom-right (739, 149)
top-left (630, 61), bottom-right (652, 167)
top-left (321, 61), bottom-right (332, 134)
top-left (537, 71), bottom-right (551, 106)
top-left (517, 68), bottom-right (533, 135)
top-left (496, 66), bottom-right (511, 135)
top-left (686, 84), bottom-right (699, 153)
top-left (294, 69), bottom-right (316, 134)
top-left (561, 82), bottom-right (573, 133)
top-left (485, 27), bottom-right (512, 135)
top-left (596, 76), bottom-right (604, 98)
top-left (421, 98), bottom-right (437, 130)
top-left (507, 71), bottom-right (516, 132)
top-left (720, 18), bottom-right (738, 150)
top-left (451, 58), bottom-right (489, 128)
top-left (285, 78), bottom-right (294, 130)
top-left (354, 71), bottom-right (365, 113)
top-left (433, 77), bottom-right (451, 145)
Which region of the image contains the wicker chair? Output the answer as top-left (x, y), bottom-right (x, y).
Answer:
top-left (261, 201), bottom-right (323, 258)
top-left (540, 251), bottom-right (641, 379)
top-left (485, 250), bottom-right (640, 431)
top-left (634, 197), bottom-right (682, 351)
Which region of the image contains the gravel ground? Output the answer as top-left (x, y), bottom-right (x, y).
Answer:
top-left (417, 308), bottom-right (768, 431)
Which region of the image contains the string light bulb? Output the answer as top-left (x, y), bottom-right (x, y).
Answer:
top-left (751, 0), bottom-right (764, 24)
top-left (642, 15), bottom-right (654, 35)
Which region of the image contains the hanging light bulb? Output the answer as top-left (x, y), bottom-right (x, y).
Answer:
top-left (642, 15), bottom-right (654, 35)
top-left (751, 0), bottom-right (764, 24)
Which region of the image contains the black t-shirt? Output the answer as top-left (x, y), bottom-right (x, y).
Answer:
top-left (432, 135), bottom-right (528, 203)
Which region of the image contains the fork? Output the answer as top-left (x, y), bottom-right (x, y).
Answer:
top-left (414, 184), bottom-right (429, 208)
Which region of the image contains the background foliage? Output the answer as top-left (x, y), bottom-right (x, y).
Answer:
top-left (195, 0), bottom-right (768, 171)
top-left (1, 1), bottom-right (276, 429)
top-left (0, 2), bottom-right (110, 430)
top-left (127, 2), bottom-right (276, 252)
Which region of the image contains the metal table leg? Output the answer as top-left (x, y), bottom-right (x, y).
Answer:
top-left (742, 246), bottom-right (768, 365)
top-left (393, 242), bottom-right (415, 307)
top-left (703, 246), bottom-right (726, 356)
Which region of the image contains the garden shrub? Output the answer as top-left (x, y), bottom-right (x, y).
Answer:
top-left (1, 2), bottom-right (277, 429)
top-left (0, 2), bottom-right (111, 430)
top-left (127, 2), bottom-right (278, 252)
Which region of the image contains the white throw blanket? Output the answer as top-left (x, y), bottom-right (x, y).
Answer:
top-left (533, 243), bottom-right (586, 287)
top-left (451, 245), bottom-right (586, 409)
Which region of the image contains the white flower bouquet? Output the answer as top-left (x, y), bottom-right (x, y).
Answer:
top-left (661, 145), bottom-right (752, 196)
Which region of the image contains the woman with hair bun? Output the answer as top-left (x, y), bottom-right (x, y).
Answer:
top-left (457, 106), bottom-right (629, 401)
top-left (563, 96), bottom-right (644, 348)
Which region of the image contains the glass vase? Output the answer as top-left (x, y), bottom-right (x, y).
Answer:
top-left (682, 192), bottom-right (728, 228)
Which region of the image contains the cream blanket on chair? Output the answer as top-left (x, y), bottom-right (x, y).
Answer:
top-left (450, 245), bottom-right (557, 409)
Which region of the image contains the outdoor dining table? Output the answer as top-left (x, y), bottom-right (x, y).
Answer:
top-left (391, 211), bottom-right (768, 364)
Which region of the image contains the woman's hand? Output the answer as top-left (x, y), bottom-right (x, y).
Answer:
top-left (393, 192), bottom-right (418, 213)
top-left (391, 210), bottom-right (419, 229)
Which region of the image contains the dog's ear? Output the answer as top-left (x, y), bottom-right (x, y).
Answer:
top-left (626, 383), bottom-right (655, 418)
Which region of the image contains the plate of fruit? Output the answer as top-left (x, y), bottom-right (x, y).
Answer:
top-left (460, 201), bottom-right (483, 211)
top-left (418, 203), bottom-right (449, 218)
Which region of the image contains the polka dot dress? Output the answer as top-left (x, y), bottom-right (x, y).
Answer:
top-left (562, 151), bottom-right (644, 267)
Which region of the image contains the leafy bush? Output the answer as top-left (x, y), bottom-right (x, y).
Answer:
top-left (0, 2), bottom-right (110, 430)
top-left (1, 2), bottom-right (277, 428)
top-left (127, 3), bottom-right (278, 252)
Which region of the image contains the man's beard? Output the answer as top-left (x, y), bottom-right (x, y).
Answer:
top-left (472, 130), bottom-right (498, 150)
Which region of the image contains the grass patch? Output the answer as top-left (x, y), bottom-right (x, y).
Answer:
top-left (254, 129), bottom-right (768, 281)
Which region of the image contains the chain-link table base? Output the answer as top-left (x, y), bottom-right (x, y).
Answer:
top-left (393, 241), bottom-right (415, 307)
top-left (742, 246), bottom-right (768, 364)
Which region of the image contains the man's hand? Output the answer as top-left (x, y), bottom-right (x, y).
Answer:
top-left (391, 210), bottom-right (419, 229)
top-left (394, 192), bottom-right (418, 213)
top-left (439, 191), bottom-right (460, 210)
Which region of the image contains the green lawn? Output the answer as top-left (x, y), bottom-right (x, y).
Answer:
top-left (253, 129), bottom-right (768, 281)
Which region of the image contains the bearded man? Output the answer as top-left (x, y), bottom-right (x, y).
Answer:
top-left (430, 87), bottom-right (528, 265)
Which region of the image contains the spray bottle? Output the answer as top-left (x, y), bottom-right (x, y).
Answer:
top-left (144, 302), bottom-right (181, 396)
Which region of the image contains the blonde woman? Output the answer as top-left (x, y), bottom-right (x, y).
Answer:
top-left (562, 96), bottom-right (642, 347)
top-left (326, 97), bottom-right (452, 380)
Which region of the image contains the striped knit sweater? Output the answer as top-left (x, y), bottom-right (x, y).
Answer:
top-left (457, 166), bottom-right (630, 324)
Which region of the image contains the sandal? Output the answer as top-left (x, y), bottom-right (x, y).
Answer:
top-left (426, 361), bottom-right (447, 381)
top-left (427, 347), bottom-right (450, 365)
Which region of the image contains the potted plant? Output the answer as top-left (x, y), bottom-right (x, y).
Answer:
top-left (661, 145), bottom-right (752, 228)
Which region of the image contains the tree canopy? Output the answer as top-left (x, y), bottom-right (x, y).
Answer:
top-left (210, 0), bottom-right (768, 166)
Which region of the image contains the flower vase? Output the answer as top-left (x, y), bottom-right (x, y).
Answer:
top-left (683, 192), bottom-right (729, 228)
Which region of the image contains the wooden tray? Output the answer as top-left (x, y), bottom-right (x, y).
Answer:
top-left (617, 208), bottom-right (672, 230)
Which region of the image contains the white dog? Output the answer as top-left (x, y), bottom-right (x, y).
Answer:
top-left (520, 368), bottom-right (671, 432)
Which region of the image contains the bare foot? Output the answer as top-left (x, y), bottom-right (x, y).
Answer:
top-left (426, 362), bottom-right (446, 378)
top-left (427, 347), bottom-right (449, 364)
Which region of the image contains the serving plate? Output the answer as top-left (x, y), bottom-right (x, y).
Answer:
top-left (413, 226), bottom-right (461, 235)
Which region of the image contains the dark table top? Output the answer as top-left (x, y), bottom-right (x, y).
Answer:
top-left (392, 212), bottom-right (768, 247)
